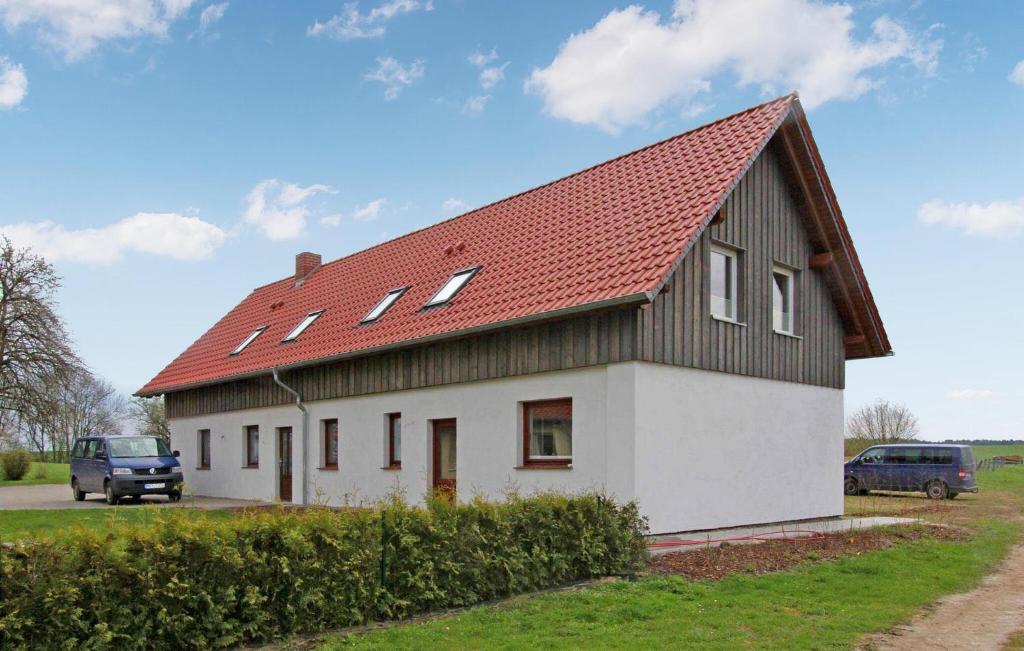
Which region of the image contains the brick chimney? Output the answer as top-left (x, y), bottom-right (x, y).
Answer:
top-left (295, 252), bottom-right (321, 282)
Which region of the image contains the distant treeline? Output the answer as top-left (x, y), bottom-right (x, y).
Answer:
top-left (941, 439), bottom-right (1024, 445)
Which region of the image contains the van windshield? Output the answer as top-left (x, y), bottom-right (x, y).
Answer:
top-left (108, 437), bottom-right (172, 458)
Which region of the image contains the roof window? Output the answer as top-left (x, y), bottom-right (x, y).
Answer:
top-left (425, 267), bottom-right (479, 308)
top-left (230, 326), bottom-right (267, 356)
top-left (282, 310), bottom-right (324, 343)
top-left (361, 287), bottom-right (408, 323)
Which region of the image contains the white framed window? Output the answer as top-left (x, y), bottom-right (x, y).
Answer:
top-left (230, 326), bottom-right (267, 356)
top-left (361, 288), bottom-right (407, 323)
top-left (425, 267), bottom-right (479, 307)
top-left (710, 245), bottom-right (739, 321)
top-left (282, 310), bottom-right (324, 342)
top-left (772, 265), bottom-right (796, 334)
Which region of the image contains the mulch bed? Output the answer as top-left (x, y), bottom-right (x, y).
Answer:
top-left (647, 525), bottom-right (969, 581)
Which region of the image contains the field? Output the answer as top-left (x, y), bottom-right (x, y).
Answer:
top-left (0, 507), bottom-right (234, 539)
top-left (0, 462), bottom-right (69, 487)
top-left (973, 444), bottom-right (1024, 460)
top-left (320, 463), bottom-right (1024, 650)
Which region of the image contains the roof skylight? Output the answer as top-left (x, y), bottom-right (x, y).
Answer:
top-left (282, 310), bottom-right (324, 343)
top-left (230, 326), bottom-right (268, 356)
top-left (361, 287), bottom-right (407, 323)
top-left (425, 267), bottom-right (479, 307)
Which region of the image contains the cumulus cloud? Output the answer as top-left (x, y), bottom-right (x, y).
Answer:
top-left (0, 0), bottom-right (198, 61)
top-left (442, 198), bottom-right (467, 213)
top-left (0, 55), bottom-right (27, 109)
top-left (351, 198), bottom-right (385, 222)
top-left (197, 2), bottom-right (227, 35)
top-left (461, 94), bottom-right (490, 114)
top-left (307, 0), bottom-right (432, 40)
top-left (918, 198), bottom-right (1024, 239)
top-left (365, 56), bottom-right (424, 100)
top-left (1010, 61), bottom-right (1024, 86)
top-left (0, 212), bottom-right (227, 264)
top-left (525, 0), bottom-right (942, 133)
top-left (947, 389), bottom-right (1003, 400)
top-left (243, 179), bottom-right (335, 240)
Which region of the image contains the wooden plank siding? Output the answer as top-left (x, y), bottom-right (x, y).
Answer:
top-left (166, 139), bottom-right (846, 419)
top-left (639, 141), bottom-right (845, 388)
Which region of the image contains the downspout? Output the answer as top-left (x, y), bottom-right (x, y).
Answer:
top-left (272, 367), bottom-right (308, 506)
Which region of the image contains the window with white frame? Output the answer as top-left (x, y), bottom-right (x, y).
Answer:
top-left (710, 245), bottom-right (739, 321)
top-left (282, 310), bottom-right (324, 342)
top-left (230, 326), bottom-right (267, 356)
top-left (425, 268), bottom-right (478, 307)
top-left (772, 265), bottom-right (795, 334)
top-left (361, 288), bottom-right (407, 323)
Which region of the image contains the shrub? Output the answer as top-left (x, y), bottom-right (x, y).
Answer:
top-left (31, 463), bottom-right (47, 480)
top-left (1, 448), bottom-right (32, 481)
top-left (0, 492), bottom-right (646, 650)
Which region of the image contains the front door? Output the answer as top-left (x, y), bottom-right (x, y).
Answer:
top-left (278, 427), bottom-right (292, 502)
top-left (432, 419), bottom-right (456, 499)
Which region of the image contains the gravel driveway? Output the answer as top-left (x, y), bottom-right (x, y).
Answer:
top-left (0, 483), bottom-right (266, 510)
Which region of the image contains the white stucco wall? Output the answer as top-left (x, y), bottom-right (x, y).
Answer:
top-left (632, 362), bottom-right (844, 534)
top-left (169, 365), bottom-right (632, 507)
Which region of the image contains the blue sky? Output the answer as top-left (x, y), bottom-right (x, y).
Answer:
top-left (0, 0), bottom-right (1021, 440)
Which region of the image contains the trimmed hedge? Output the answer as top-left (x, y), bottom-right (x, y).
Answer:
top-left (0, 493), bottom-right (646, 649)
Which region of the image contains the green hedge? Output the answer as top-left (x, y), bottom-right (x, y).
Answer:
top-left (0, 493), bottom-right (646, 649)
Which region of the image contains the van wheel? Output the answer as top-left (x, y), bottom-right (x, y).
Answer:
top-left (72, 478), bottom-right (86, 502)
top-left (947, 492), bottom-right (959, 500)
top-left (104, 482), bottom-right (120, 505)
top-left (844, 478), bottom-right (860, 496)
top-left (926, 480), bottom-right (948, 500)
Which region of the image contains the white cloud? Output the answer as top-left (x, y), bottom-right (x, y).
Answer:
top-left (467, 48), bottom-right (497, 68)
top-left (947, 389), bottom-right (1003, 401)
top-left (479, 62), bottom-right (508, 89)
top-left (0, 55), bottom-right (27, 109)
top-left (243, 178), bottom-right (335, 240)
top-left (525, 0), bottom-right (942, 133)
top-left (365, 56), bottom-right (424, 100)
top-left (918, 198), bottom-right (1024, 239)
top-left (0, 0), bottom-right (198, 61)
top-left (442, 198), bottom-right (467, 213)
top-left (351, 198), bottom-right (385, 221)
top-left (0, 212), bottom-right (227, 264)
top-left (461, 94), bottom-right (490, 114)
top-left (319, 213), bottom-right (342, 227)
top-left (1010, 60), bottom-right (1024, 86)
top-left (197, 2), bottom-right (227, 34)
top-left (307, 0), bottom-right (432, 40)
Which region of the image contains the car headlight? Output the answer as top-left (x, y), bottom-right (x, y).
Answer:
top-left (170, 466), bottom-right (182, 474)
top-left (112, 467), bottom-right (132, 475)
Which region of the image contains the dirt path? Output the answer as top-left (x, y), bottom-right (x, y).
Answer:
top-left (860, 543), bottom-right (1024, 650)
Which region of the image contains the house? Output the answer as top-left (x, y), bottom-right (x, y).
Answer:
top-left (137, 94), bottom-right (891, 534)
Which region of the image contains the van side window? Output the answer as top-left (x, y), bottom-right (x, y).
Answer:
top-left (94, 441), bottom-right (107, 459)
top-left (889, 448), bottom-right (921, 464)
top-left (861, 448), bottom-right (886, 465)
top-left (71, 440), bottom-right (84, 459)
top-left (921, 448), bottom-right (953, 465)
top-left (83, 440), bottom-right (97, 459)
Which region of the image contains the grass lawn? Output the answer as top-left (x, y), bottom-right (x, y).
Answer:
top-left (0, 462), bottom-right (69, 487)
top-left (973, 444), bottom-right (1024, 460)
top-left (0, 506), bottom-right (235, 540)
top-left (320, 464), bottom-right (1024, 650)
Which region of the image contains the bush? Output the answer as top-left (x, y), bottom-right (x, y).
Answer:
top-left (0, 492), bottom-right (647, 650)
top-left (0, 448), bottom-right (32, 481)
top-left (31, 463), bottom-right (47, 480)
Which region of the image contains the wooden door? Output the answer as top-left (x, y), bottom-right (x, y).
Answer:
top-left (432, 419), bottom-right (456, 499)
top-left (278, 427), bottom-right (292, 502)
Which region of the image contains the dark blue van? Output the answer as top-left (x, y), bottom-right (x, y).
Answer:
top-left (70, 435), bottom-right (184, 505)
top-left (844, 444), bottom-right (978, 499)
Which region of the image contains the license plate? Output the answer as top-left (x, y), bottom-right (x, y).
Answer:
top-left (144, 483), bottom-right (165, 489)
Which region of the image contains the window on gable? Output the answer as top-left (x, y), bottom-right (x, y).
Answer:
top-left (425, 267), bottom-right (479, 308)
top-left (231, 326), bottom-right (268, 356)
top-left (282, 310), bottom-right (324, 342)
top-left (362, 288), bottom-right (407, 323)
top-left (772, 265), bottom-right (796, 334)
top-left (710, 245), bottom-right (740, 321)
top-left (523, 399), bottom-right (572, 467)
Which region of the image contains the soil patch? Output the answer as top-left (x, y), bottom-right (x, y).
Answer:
top-left (648, 525), bottom-right (967, 581)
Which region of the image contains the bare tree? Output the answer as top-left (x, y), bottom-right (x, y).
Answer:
top-left (846, 399), bottom-right (919, 444)
top-left (0, 238), bottom-right (78, 419)
top-left (129, 396), bottom-right (170, 442)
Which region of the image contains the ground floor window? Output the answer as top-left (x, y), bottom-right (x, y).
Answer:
top-left (523, 398), bottom-right (572, 466)
top-left (387, 413), bottom-right (402, 468)
top-left (323, 419), bottom-right (338, 469)
top-left (198, 429), bottom-right (211, 469)
top-left (245, 425), bottom-right (259, 467)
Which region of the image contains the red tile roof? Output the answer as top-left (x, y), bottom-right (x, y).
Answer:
top-left (139, 94), bottom-right (879, 396)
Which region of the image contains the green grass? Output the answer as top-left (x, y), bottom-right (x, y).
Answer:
top-left (973, 444), bottom-right (1024, 461)
top-left (0, 462), bottom-right (69, 487)
top-left (0, 506), bottom-right (235, 540)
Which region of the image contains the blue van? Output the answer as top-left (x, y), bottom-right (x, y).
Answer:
top-left (70, 435), bottom-right (184, 505)
top-left (844, 444), bottom-right (978, 499)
